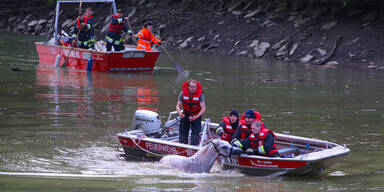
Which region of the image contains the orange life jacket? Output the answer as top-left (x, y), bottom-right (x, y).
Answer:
top-left (181, 81), bottom-right (202, 116)
top-left (108, 14), bottom-right (125, 34)
top-left (220, 117), bottom-right (237, 142)
top-left (249, 128), bottom-right (279, 157)
top-left (137, 27), bottom-right (161, 51)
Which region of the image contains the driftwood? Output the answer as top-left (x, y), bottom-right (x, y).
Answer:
top-left (314, 36), bottom-right (342, 65)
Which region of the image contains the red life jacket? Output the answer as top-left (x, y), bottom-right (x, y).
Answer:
top-left (238, 121), bottom-right (252, 140)
top-left (220, 117), bottom-right (237, 142)
top-left (77, 16), bottom-right (88, 31)
top-left (108, 14), bottom-right (125, 34)
top-left (181, 81), bottom-right (202, 116)
top-left (249, 128), bottom-right (279, 157)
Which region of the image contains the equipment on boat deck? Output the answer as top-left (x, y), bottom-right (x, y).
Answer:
top-left (132, 110), bottom-right (162, 137)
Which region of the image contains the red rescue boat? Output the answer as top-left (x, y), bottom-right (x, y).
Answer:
top-left (117, 110), bottom-right (350, 176)
top-left (35, 0), bottom-right (160, 72)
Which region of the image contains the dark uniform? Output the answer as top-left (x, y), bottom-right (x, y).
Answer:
top-left (105, 12), bottom-right (130, 51)
top-left (72, 16), bottom-right (94, 49)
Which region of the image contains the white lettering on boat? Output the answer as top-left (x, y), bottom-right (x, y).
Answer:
top-left (145, 143), bottom-right (177, 154)
top-left (219, 156), bottom-right (239, 165)
top-left (62, 50), bottom-right (80, 58)
top-left (250, 160), bottom-right (278, 168)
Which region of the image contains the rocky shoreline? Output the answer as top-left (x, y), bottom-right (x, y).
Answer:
top-left (1, 0), bottom-right (384, 70)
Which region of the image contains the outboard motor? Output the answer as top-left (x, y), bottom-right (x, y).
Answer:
top-left (132, 110), bottom-right (162, 137)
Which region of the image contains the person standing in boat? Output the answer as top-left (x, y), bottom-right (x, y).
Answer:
top-left (71, 7), bottom-right (94, 49)
top-left (176, 80), bottom-right (206, 146)
top-left (105, 9), bottom-right (131, 51)
top-left (84, 7), bottom-right (95, 49)
top-left (136, 21), bottom-right (161, 51)
top-left (233, 121), bottom-right (280, 157)
top-left (216, 110), bottom-right (240, 143)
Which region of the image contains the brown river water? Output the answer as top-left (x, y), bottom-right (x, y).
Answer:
top-left (0, 31), bottom-right (383, 191)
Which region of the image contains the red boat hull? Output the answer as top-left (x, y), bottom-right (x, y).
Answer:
top-left (35, 42), bottom-right (160, 72)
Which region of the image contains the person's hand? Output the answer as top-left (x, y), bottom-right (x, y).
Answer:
top-left (232, 140), bottom-right (241, 148)
top-left (231, 147), bottom-right (243, 156)
top-left (178, 113), bottom-right (185, 118)
top-left (124, 17), bottom-right (129, 21)
top-left (216, 127), bottom-right (223, 136)
top-left (245, 148), bottom-right (254, 154)
top-left (189, 115), bottom-right (196, 121)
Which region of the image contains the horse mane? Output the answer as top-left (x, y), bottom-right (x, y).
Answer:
top-left (201, 139), bottom-right (215, 147)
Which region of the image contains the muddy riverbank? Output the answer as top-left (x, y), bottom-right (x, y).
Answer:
top-left (1, 0), bottom-right (384, 70)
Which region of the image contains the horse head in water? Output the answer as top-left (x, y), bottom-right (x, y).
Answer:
top-left (159, 139), bottom-right (242, 173)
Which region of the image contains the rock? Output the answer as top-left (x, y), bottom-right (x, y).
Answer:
top-left (348, 52), bottom-right (356, 58)
top-left (204, 44), bottom-right (218, 51)
top-left (322, 21), bottom-right (337, 30)
top-left (22, 14), bottom-right (32, 24)
top-left (231, 11), bottom-right (242, 16)
top-left (35, 24), bottom-right (43, 32)
top-left (261, 20), bottom-right (273, 27)
top-left (234, 41), bottom-right (241, 46)
top-left (8, 16), bottom-right (18, 23)
top-left (218, 20), bottom-right (225, 25)
top-left (276, 44), bottom-right (288, 57)
top-left (294, 17), bottom-right (311, 28)
top-left (197, 36), bottom-right (205, 42)
top-left (289, 43), bottom-right (299, 55)
top-left (271, 39), bottom-right (287, 50)
top-left (38, 19), bottom-right (47, 25)
top-left (27, 20), bottom-right (38, 27)
top-left (15, 23), bottom-right (26, 33)
top-left (248, 39), bottom-right (259, 48)
top-left (159, 24), bottom-right (166, 29)
top-left (128, 7), bottom-right (136, 18)
top-left (62, 19), bottom-right (73, 28)
top-left (315, 48), bottom-right (327, 56)
top-left (179, 36), bottom-right (193, 49)
top-left (213, 34), bottom-right (220, 41)
top-left (254, 42), bottom-right (270, 58)
top-left (300, 54), bottom-right (314, 63)
top-left (228, 49), bottom-right (235, 55)
top-left (244, 9), bottom-right (262, 19)
top-left (361, 22), bottom-right (370, 28)
top-left (236, 51), bottom-right (248, 56)
top-left (325, 61), bottom-right (338, 65)
top-left (346, 37), bottom-right (360, 46)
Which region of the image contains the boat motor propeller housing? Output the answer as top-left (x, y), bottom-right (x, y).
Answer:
top-left (132, 110), bottom-right (162, 137)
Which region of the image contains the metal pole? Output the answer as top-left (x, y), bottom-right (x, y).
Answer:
top-left (54, 1), bottom-right (61, 43)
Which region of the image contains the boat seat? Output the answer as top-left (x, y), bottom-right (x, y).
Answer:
top-left (278, 147), bottom-right (299, 155)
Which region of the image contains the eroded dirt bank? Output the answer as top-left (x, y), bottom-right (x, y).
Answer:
top-left (1, 0), bottom-right (384, 70)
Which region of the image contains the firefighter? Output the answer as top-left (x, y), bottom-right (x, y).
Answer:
top-left (233, 121), bottom-right (280, 157)
top-left (136, 21), bottom-right (161, 51)
top-left (71, 7), bottom-right (94, 49)
top-left (216, 110), bottom-right (240, 143)
top-left (105, 9), bottom-right (131, 51)
top-left (176, 80), bottom-right (206, 146)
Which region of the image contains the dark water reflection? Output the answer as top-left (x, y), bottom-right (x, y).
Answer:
top-left (0, 32), bottom-right (384, 191)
